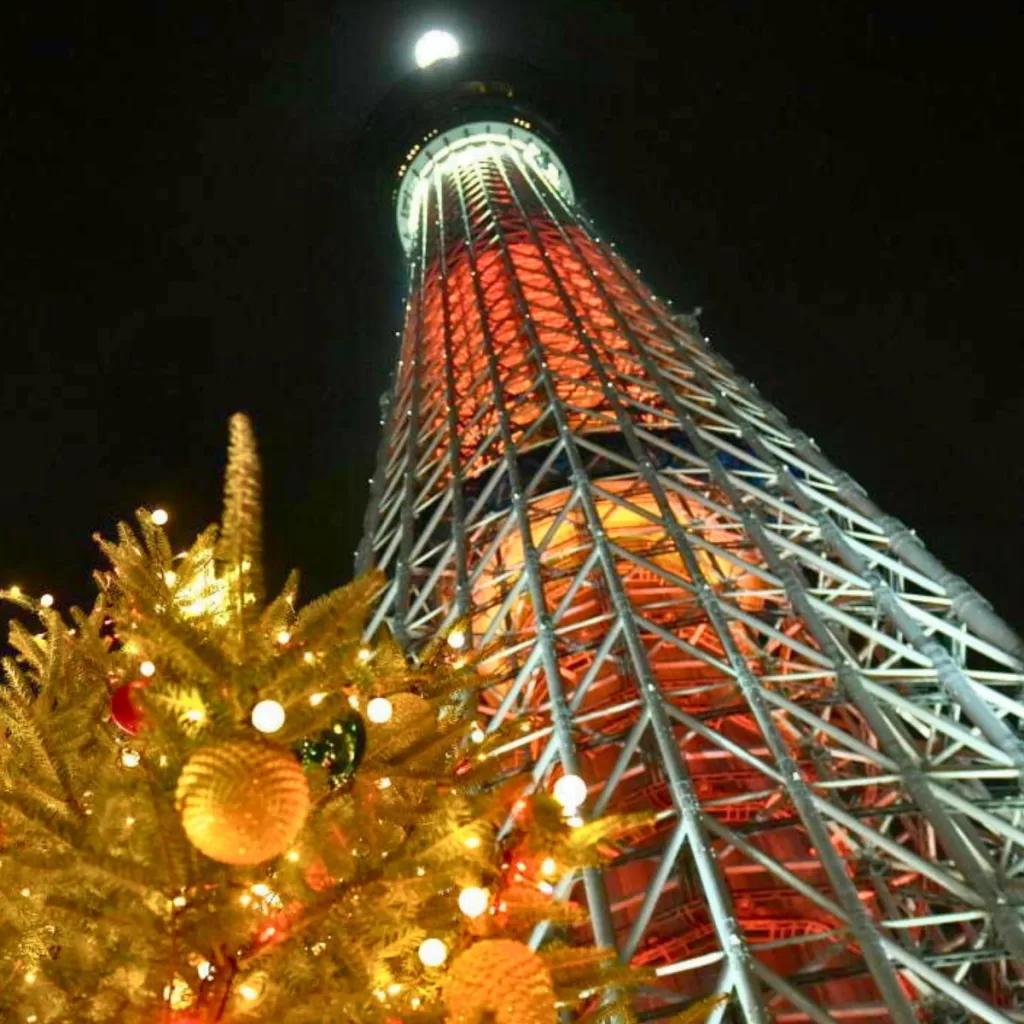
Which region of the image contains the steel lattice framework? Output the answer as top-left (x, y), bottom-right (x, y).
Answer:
top-left (358, 121), bottom-right (1024, 1022)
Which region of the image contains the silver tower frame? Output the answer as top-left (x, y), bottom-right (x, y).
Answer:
top-left (359, 122), bottom-right (1024, 1022)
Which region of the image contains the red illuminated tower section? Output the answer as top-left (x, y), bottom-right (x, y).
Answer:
top-left (359, 59), bottom-right (1024, 1022)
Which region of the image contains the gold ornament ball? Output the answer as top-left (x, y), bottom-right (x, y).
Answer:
top-left (176, 739), bottom-right (310, 866)
top-left (444, 939), bottom-right (557, 1024)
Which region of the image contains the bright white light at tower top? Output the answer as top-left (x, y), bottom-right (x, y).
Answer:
top-left (414, 29), bottom-right (459, 68)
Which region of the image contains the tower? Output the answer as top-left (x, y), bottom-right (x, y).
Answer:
top-left (358, 51), bottom-right (1024, 1022)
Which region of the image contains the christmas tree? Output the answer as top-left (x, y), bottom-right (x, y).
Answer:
top-left (0, 415), bottom-right (725, 1023)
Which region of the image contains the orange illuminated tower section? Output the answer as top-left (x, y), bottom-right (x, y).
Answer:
top-left (359, 57), bottom-right (1024, 1022)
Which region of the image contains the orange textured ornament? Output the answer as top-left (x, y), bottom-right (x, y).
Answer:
top-left (176, 739), bottom-right (309, 865)
top-left (444, 940), bottom-right (557, 1024)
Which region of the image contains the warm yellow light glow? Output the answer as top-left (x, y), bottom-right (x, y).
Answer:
top-left (139, 660), bottom-right (156, 678)
top-left (447, 628), bottom-right (466, 650)
top-left (418, 937), bottom-right (448, 967)
top-left (376, 776), bottom-right (392, 790)
top-left (121, 748), bottom-right (141, 768)
top-left (275, 630), bottom-right (291, 645)
top-left (197, 960), bottom-right (213, 980)
top-left (567, 814), bottom-right (585, 828)
top-left (164, 571), bottom-right (178, 586)
top-left (458, 886), bottom-right (490, 918)
top-left (20, 888), bottom-right (31, 898)
top-left (286, 849), bottom-right (301, 863)
top-left (39, 593), bottom-right (54, 608)
top-left (463, 835), bottom-right (481, 849)
top-left (251, 699), bottom-right (286, 734)
top-left (185, 708), bottom-right (206, 723)
top-left (239, 983), bottom-right (259, 1001)
top-left (309, 691), bottom-right (327, 707)
top-left (366, 696), bottom-right (393, 724)
top-left (387, 982), bottom-right (402, 996)
top-left (251, 883), bottom-right (271, 898)
top-left (541, 856), bottom-right (558, 878)
top-left (303, 651), bottom-right (316, 664)
top-left (8, 585), bottom-right (21, 597)
top-left (151, 508), bottom-right (169, 526)
top-left (357, 647), bottom-right (372, 663)
top-left (171, 895), bottom-right (188, 909)
top-left (470, 726), bottom-right (485, 743)
top-left (239, 893), bottom-right (253, 908)
top-left (553, 773), bottom-right (587, 811)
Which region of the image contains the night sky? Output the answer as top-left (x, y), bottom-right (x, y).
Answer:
top-left (2, 4), bottom-right (1022, 629)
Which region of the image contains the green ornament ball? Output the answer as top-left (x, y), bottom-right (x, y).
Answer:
top-left (297, 710), bottom-right (366, 787)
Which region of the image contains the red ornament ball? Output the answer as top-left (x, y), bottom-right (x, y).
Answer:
top-left (110, 679), bottom-right (149, 735)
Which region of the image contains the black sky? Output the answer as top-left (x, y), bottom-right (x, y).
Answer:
top-left (2, 3), bottom-right (1022, 628)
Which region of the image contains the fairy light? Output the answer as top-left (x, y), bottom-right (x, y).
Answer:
top-left (366, 697), bottom-right (393, 724)
top-left (309, 691), bottom-right (327, 707)
top-left (185, 708), bottom-right (206, 723)
top-left (348, 693), bottom-right (361, 709)
top-left (8, 585), bottom-right (21, 597)
top-left (553, 773), bottom-right (587, 812)
top-left (463, 835), bottom-right (481, 850)
top-left (120, 748), bottom-right (141, 768)
top-left (139, 660), bottom-right (156, 678)
top-left (286, 849), bottom-right (301, 863)
top-left (239, 983), bottom-right (259, 1001)
top-left (376, 776), bottom-right (392, 790)
top-left (24, 971), bottom-right (37, 985)
top-left (303, 651), bottom-right (317, 664)
top-left (251, 699), bottom-right (286, 734)
top-left (239, 893), bottom-right (253, 908)
top-left (357, 647), bottom-right (372, 663)
top-left (418, 937), bottom-right (448, 967)
top-left (470, 725), bottom-right (485, 743)
top-left (151, 509), bottom-right (169, 526)
top-left (447, 629), bottom-right (466, 650)
top-left (171, 895), bottom-right (188, 909)
top-left (197, 960), bottom-right (213, 980)
top-left (20, 888), bottom-right (31, 898)
top-left (275, 630), bottom-right (292, 645)
top-left (541, 857), bottom-right (558, 878)
top-left (387, 983), bottom-right (402, 996)
top-left (458, 886), bottom-right (489, 918)
top-left (164, 571), bottom-right (177, 586)
top-left (39, 593), bottom-right (54, 608)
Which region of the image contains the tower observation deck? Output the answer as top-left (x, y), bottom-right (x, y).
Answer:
top-left (358, 49), bottom-right (1024, 1023)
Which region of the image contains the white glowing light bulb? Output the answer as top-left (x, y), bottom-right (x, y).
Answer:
top-left (151, 508), bottom-right (169, 526)
top-left (540, 856), bottom-right (558, 878)
top-left (251, 699), bottom-right (286, 734)
top-left (121, 748), bottom-right (141, 768)
top-left (447, 629), bottom-right (466, 650)
top-left (418, 937), bottom-right (448, 967)
top-left (458, 886), bottom-right (489, 918)
top-left (553, 773), bottom-right (587, 811)
top-left (39, 593), bottom-right (54, 608)
top-left (366, 696), bottom-right (393, 724)
top-left (414, 29), bottom-right (460, 69)
top-left (275, 630), bottom-right (291, 645)
top-left (139, 660), bottom-right (156, 678)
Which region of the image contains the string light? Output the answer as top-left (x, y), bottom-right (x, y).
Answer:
top-left (197, 960), bottom-right (213, 980)
top-left (251, 700), bottom-right (286, 734)
top-left (357, 647), bottom-right (373, 663)
top-left (309, 691), bottom-right (327, 707)
top-left (164, 571), bottom-right (177, 586)
top-left (458, 886), bottom-right (489, 918)
top-left (366, 697), bottom-right (393, 724)
top-left (24, 971), bottom-right (37, 985)
top-left (286, 849), bottom-right (301, 863)
top-left (171, 895), bottom-right (188, 909)
top-left (418, 937), bottom-right (448, 967)
top-left (139, 660), bottom-right (156, 678)
top-left (39, 593), bottom-right (54, 608)
top-left (447, 629), bottom-right (466, 650)
top-left (541, 857), bottom-right (558, 878)
top-left (463, 835), bottom-right (481, 849)
top-left (120, 748), bottom-right (141, 768)
top-left (553, 773), bottom-right (587, 812)
top-left (275, 630), bottom-right (291, 645)
top-left (151, 509), bottom-right (169, 526)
